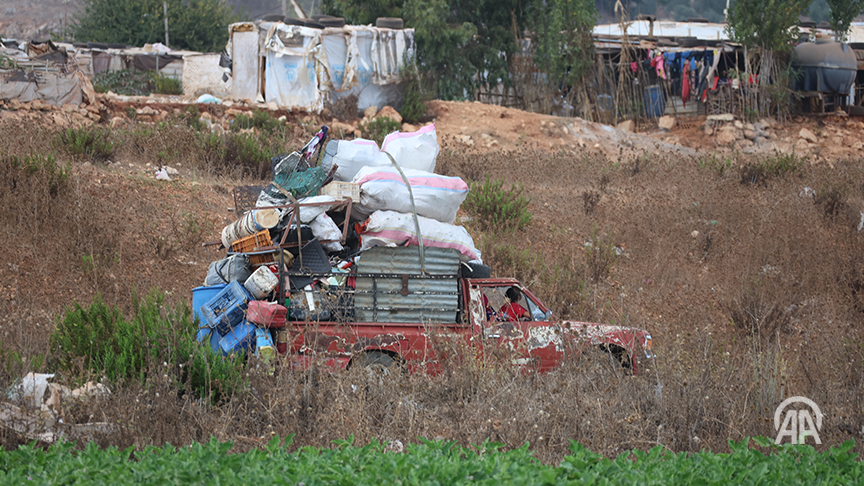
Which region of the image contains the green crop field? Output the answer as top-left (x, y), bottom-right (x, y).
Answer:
top-left (0, 437), bottom-right (860, 485)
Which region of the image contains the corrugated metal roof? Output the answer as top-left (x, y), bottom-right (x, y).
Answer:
top-left (594, 21), bottom-right (731, 40)
top-left (355, 246), bottom-right (460, 323)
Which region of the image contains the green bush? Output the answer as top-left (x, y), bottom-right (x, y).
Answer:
top-left (93, 70), bottom-right (152, 96)
top-left (56, 126), bottom-right (115, 162)
top-left (49, 291), bottom-right (246, 402)
top-left (359, 116), bottom-right (401, 145)
top-left (196, 131), bottom-right (273, 179)
top-left (740, 151), bottom-right (803, 185)
top-left (463, 177), bottom-right (532, 232)
top-left (231, 109), bottom-right (282, 133)
top-left (151, 73), bottom-right (183, 95)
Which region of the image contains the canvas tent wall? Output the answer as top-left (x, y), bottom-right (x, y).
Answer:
top-left (226, 21), bottom-right (415, 112)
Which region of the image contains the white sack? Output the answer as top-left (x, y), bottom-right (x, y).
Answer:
top-left (352, 166), bottom-right (468, 223)
top-left (310, 212), bottom-right (344, 252)
top-left (323, 124), bottom-right (439, 182)
top-left (360, 210), bottom-right (480, 262)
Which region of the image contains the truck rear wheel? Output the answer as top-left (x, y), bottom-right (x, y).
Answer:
top-left (358, 351), bottom-right (397, 378)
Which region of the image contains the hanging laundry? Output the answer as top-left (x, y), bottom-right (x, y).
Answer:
top-left (650, 53), bottom-right (667, 80)
top-left (682, 62), bottom-right (691, 108)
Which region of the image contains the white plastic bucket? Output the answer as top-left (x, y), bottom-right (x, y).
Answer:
top-left (221, 209), bottom-right (280, 247)
top-left (243, 266), bottom-right (279, 299)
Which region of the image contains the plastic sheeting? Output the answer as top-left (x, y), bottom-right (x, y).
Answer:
top-left (251, 21), bottom-right (415, 112)
top-left (0, 70), bottom-right (93, 106)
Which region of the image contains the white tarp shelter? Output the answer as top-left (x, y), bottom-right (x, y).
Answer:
top-left (227, 21), bottom-right (415, 113)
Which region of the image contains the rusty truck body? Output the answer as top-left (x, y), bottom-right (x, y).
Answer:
top-left (281, 246), bottom-right (653, 374)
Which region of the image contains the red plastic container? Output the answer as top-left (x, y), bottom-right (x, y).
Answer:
top-left (247, 300), bottom-right (287, 328)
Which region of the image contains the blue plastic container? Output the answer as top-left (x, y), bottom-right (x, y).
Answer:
top-left (192, 284), bottom-right (226, 328)
top-left (219, 321), bottom-right (256, 355)
top-left (201, 280), bottom-right (252, 335)
top-left (255, 328), bottom-right (276, 360)
top-left (196, 327), bottom-right (225, 355)
top-left (644, 86), bottom-right (666, 118)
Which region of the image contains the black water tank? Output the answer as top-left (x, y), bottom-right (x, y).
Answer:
top-left (792, 40), bottom-right (857, 93)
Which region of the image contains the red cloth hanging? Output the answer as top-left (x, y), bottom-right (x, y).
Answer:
top-left (681, 63), bottom-right (691, 108)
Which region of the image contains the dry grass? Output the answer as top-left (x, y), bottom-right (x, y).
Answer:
top-left (1, 120), bottom-right (864, 460)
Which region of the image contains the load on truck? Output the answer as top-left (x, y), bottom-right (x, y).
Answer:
top-left (193, 125), bottom-right (653, 374)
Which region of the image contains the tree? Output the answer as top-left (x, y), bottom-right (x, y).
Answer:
top-left (826, 0), bottom-right (864, 41)
top-left (73, 0), bottom-right (240, 53)
top-left (531, 0), bottom-right (597, 89)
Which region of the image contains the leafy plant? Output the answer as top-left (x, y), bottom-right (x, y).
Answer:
top-left (231, 109), bottom-right (281, 133)
top-left (93, 70), bottom-right (153, 96)
top-left (49, 291), bottom-right (246, 401)
top-left (151, 73), bottom-right (183, 95)
top-left (697, 153), bottom-right (732, 176)
top-left (72, 0), bottom-right (238, 53)
top-left (359, 116), bottom-right (401, 145)
top-left (827, 0), bottom-right (864, 42)
top-left (463, 177), bottom-right (532, 232)
top-left (814, 183), bottom-right (849, 220)
top-left (740, 151), bottom-right (802, 185)
top-left (55, 126), bottom-right (115, 162)
top-left (196, 131), bottom-right (273, 179)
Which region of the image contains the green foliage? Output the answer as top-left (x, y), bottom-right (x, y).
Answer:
top-left (463, 177), bottom-right (532, 232)
top-left (697, 153), bottom-right (733, 176)
top-left (49, 291), bottom-right (245, 401)
top-left (151, 73), bottom-right (183, 95)
top-left (0, 54), bottom-right (18, 69)
top-left (230, 109), bottom-right (281, 133)
top-left (739, 152), bottom-right (803, 185)
top-left (826, 0), bottom-right (864, 41)
top-left (0, 437), bottom-right (861, 483)
top-left (726, 0), bottom-right (810, 53)
top-left (359, 116), bottom-right (401, 145)
top-left (399, 60), bottom-right (427, 124)
top-left (72, 0), bottom-right (239, 53)
top-left (93, 70), bottom-right (182, 96)
top-left (4, 153), bottom-right (70, 196)
top-left (530, 0), bottom-right (597, 88)
top-left (196, 131), bottom-right (273, 179)
top-left (56, 126), bottom-right (115, 162)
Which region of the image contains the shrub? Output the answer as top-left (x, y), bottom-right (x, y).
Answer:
top-left (463, 177), bottom-right (532, 232)
top-left (49, 291), bottom-right (245, 402)
top-left (814, 183), bottom-right (849, 220)
top-left (585, 226), bottom-right (617, 282)
top-left (399, 75), bottom-right (426, 124)
top-left (697, 153), bottom-right (732, 176)
top-left (4, 153), bottom-right (70, 196)
top-left (581, 190), bottom-right (600, 215)
top-left (359, 116), bottom-right (401, 145)
top-left (92, 70), bottom-right (153, 96)
top-left (56, 126), bottom-right (115, 162)
top-left (151, 73), bottom-right (183, 95)
top-left (196, 131), bottom-right (272, 179)
top-left (231, 110), bottom-right (282, 133)
top-left (740, 151), bottom-right (802, 185)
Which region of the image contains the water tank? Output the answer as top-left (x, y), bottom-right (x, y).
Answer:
top-left (792, 40), bottom-right (857, 94)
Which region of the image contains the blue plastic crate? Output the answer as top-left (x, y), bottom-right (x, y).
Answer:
top-left (219, 321), bottom-right (256, 355)
top-left (201, 280), bottom-right (252, 335)
top-left (192, 285), bottom-right (226, 328)
top-left (196, 327), bottom-right (225, 355)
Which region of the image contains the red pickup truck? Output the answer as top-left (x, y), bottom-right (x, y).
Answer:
top-left (281, 246), bottom-right (653, 374)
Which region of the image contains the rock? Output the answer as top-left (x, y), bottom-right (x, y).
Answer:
top-left (617, 119), bottom-right (635, 132)
top-left (330, 121), bottom-right (355, 136)
top-left (9, 99), bottom-right (20, 110)
top-left (759, 117), bottom-right (777, 127)
top-left (401, 123), bottom-right (418, 132)
top-left (853, 142), bottom-right (864, 150)
top-left (18, 102), bottom-right (31, 111)
top-left (691, 230), bottom-right (700, 238)
top-left (225, 109), bottom-right (244, 118)
top-left (459, 135), bottom-right (475, 147)
top-left (658, 115), bottom-right (676, 131)
top-left (353, 129), bottom-right (362, 138)
top-left (744, 129), bottom-right (756, 140)
top-left (200, 112), bottom-right (213, 121)
top-left (799, 128), bottom-right (818, 143)
top-left (707, 113), bottom-right (735, 122)
top-left (61, 104), bottom-right (77, 113)
top-left (364, 106), bottom-right (378, 119)
top-left (795, 139), bottom-right (812, 153)
top-left (85, 104), bottom-right (100, 114)
top-left (265, 102), bottom-right (279, 111)
top-left (715, 130), bottom-right (737, 145)
top-left (110, 117), bottom-right (125, 128)
top-left (377, 105), bottom-right (402, 123)
top-left (223, 100), bottom-right (234, 107)
top-left (165, 166), bottom-right (180, 176)
top-left (703, 126), bottom-right (714, 136)
top-left (744, 122), bottom-right (755, 131)
top-left (87, 112), bottom-right (100, 122)
top-left (733, 120), bottom-right (743, 129)
top-left (753, 136), bottom-right (765, 144)
top-left (735, 139), bottom-right (754, 150)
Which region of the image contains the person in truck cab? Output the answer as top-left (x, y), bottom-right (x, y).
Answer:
top-left (499, 286), bottom-right (530, 321)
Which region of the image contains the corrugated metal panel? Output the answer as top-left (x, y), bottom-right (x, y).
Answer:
top-left (355, 246), bottom-right (460, 323)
